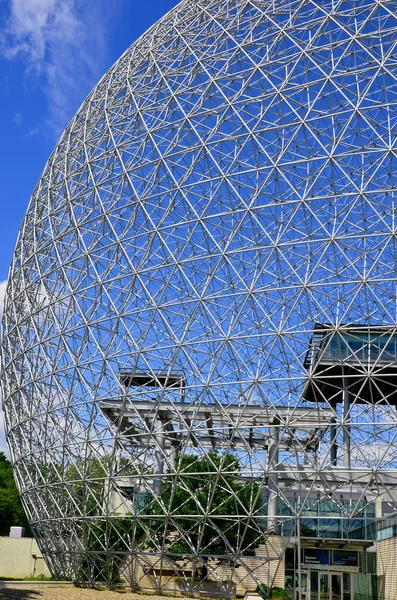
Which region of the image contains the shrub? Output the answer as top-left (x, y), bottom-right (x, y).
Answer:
top-left (257, 584), bottom-right (289, 599)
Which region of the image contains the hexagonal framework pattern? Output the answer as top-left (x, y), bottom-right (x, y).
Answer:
top-left (3, 0), bottom-right (397, 594)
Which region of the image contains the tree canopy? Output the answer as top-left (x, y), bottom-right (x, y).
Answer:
top-left (142, 451), bottom-right (263, 559)
top-left (0, 452), bottom-right (31, 537)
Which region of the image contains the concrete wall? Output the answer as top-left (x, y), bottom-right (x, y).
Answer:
top-left (377, 536), bottom-right (397, 600)
top-left (0, 537), bottom-right (51, 579)
top-left (124, 537), bottom-right (286, 596)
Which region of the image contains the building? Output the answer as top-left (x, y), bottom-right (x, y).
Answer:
top-left (101, 327), bottom-right (397, 599)
top-left (3, 1), bottom-right (397, 599)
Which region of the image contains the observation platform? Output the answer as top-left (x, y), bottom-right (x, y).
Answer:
top-left (100, 385), bottom-right (334, 509)
top-left (119, 371), bottom-right (185, 389)
top-left (303, 324), bottom-right (397, 405)
top-left (101, 370), bottom-right (334, 452)
top-left (99, 399), bottom-right (334, 451)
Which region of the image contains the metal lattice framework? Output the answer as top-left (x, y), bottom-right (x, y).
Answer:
top-left (3, 0), bottom-right (397, 594)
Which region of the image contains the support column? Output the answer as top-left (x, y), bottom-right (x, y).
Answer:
top-left (330, 401), bottom-right (338, 466)
top-left (343, 380), bottom-right (351, 470)
top-left (297, 517), bottom-right (302, 600)
top-left (153, 418), bottom-right (166, 495)
top-left (267, 420), bottom-right (279, 535)
top-left (376, 496), bottom-right (383, 519)
top-left (168, 442), bottom-right (180, 471)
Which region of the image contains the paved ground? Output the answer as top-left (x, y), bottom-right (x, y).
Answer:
top-left (0, 588), bottom-right (187, 600)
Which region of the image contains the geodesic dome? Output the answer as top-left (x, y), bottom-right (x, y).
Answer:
top-left (3, 0), bottom-right (397, 593)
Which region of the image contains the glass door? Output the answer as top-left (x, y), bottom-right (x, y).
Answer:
top-left (295, 571), bottom-right (308, 599)
top-left (343, 573), bottom-right (352, 600)
top-left (310, 571), bottom-right (318, 600)
top-left (311, 572), bottom-right (352, 600)
top-left (331, 573), bottom-right (342, 600)
top-left (319, 573), bottom-right (329, 600)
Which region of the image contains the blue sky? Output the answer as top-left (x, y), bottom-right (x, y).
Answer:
top-left (0, 0), bottom-right (180, 453)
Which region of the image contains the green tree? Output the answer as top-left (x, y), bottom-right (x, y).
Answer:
top-left (0, 452), bottom-right (31, 536)
top-left (67, 451), bottom-right (263, 586)
top-left (142, 451), bottom-right (263, 574)
top-left (70, 455), bottom-right (137, 585)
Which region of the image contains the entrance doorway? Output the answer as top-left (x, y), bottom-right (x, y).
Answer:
top-left (309, 571), bottom-right (353, 600)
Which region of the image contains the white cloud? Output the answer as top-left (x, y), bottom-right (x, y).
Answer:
top-left (0, 280), bottom-right (7, 318)
top-left (1, 0), bottom-right (55, 63)
top-left (1, 0), bottom-right (111, 137)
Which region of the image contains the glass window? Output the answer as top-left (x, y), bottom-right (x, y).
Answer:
top-left (310, 571), bottom-right (318, 600)
top-left (347, 518), bottom-right (366, 540)
top-left (385, 340), bottom-right (396, 358)
top-left (279, 497), bottom-right (294, 516)
top-left (285, 548), bottom-right (295, 569)
top-left (320, 500), bottom-right (340, 516)
top-left (343, 573), bottom-right (351, 600)
top-left (331, 573), bottom-right (342, 600)
top-left (280, 517), bottom-right (295, 537)
top-left (320, 572), bottom-right (329, 598)
top-left (299, 572), bottom-right (307, 594)
top-left (285, 570), bottom-right (294, 591)
top-left (328, 336), bottom-right (348, 359)
top-left (259, 496), bottom-right (268, 515)
top-left (326, 331), bottom-right (397, 364)
top-left (319, 518), bottom-right (342, 539)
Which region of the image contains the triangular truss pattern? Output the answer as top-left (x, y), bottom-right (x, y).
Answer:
top-left (3, 0), bottom-right (397, 594)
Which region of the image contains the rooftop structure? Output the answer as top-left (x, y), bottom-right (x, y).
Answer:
top-left (303, 324), bottom-right (397, 405)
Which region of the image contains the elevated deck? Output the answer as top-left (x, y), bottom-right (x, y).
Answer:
top-left (303, 324), bottom-right (397, 404)
top-left (99, 399), bottom-right (334, 451)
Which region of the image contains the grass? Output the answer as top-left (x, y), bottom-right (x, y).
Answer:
top-left (23, 574), bottom-right (55, 581)
top-left (0, 574), bottom-right (55, 581)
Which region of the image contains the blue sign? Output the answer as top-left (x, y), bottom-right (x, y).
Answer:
top-left (333, 550), bottom-right (358, 567)
top-left (303, 549), bottom-right (329, 565)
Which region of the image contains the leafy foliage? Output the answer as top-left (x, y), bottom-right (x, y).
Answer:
top-left (72, 455), bottom-right (138, 585)
top-left (257, 584), bottom-right (290, 599)
top-left (0, 452), bottom-right (31, 536)
top-left (73, 451), bottom-right (263, 585)
top-left (78, 516), bottom-right (132, 584)
top-left (142, 451), bottom-right (263, 558)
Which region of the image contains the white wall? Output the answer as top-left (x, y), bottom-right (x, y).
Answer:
top-left (0, 537), bottom-right (51, 579)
